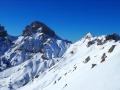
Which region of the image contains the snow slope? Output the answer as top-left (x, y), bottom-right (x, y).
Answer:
top-left (19, 33), bottom-right (120, 90)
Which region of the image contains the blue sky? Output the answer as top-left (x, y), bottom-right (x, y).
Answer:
top-left (0, 0), bottom-right (120, 41)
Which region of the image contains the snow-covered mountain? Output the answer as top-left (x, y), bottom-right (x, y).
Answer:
top-left (0, 21), bottom-right (71, 90)
top-left (0, 21), bottom-right (120, 90)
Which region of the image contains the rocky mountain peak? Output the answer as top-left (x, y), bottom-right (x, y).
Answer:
top-left (84, 32), bottom-right (93, 40)
top-left (23, 21), bottom-right (55, 37)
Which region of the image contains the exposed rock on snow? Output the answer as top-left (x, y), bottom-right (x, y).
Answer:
top-left (108, 45), bottom-right (116, 53)
top-left (83, 56), bottom-right (90, 63)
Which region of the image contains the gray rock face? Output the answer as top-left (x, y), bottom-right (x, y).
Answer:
top-left (23, 21), bottom-right (55, 37)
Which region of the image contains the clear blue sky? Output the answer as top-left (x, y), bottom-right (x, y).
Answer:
top-left (0, 0), bottom-right (120, 41)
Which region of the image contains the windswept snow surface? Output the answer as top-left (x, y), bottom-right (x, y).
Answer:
top-left (19, 34), bottom-right (120, 90)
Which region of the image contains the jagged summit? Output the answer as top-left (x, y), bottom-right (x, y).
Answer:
top-left (23, 21), bottom-right (55, 37)
top-left (80, 33), bottom-right (120, 47)
top-left (84, 32), bottom-right (93, 39)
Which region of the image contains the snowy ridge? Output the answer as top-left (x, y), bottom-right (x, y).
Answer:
top-left (19, 33), bottom-right (120, 90)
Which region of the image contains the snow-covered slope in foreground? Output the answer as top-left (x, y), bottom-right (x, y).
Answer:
top-left (19, 33), bottom-right (120, 90)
